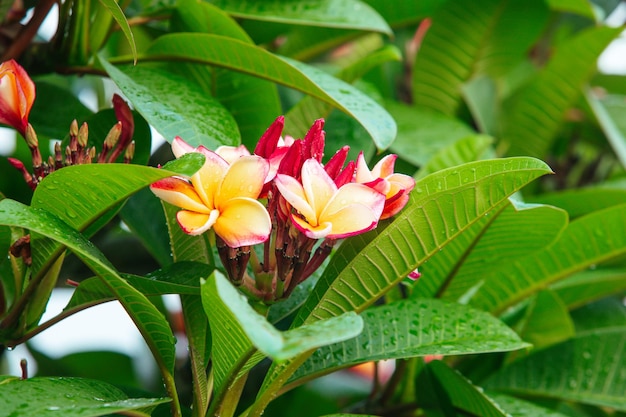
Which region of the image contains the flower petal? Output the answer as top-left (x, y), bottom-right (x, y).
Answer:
top-left (218, 155), bottom-right (268, 203)
top-left (214, 197), bottom-right (271, 247)
top-left (177, 209), bottom-right (219, 235)
top-left (355, 151), bottom-right (375, 183)
top-left (150, 177), bottom-right (211, 213)
top-left (275, 173), bottom-right (316, 222)
top-left (171, 136), bottom-right (196, 158)
top-left (215, 144), bottom-right (250, 164)
top-left (371, 154), bottom-right (398, 178)
top-left (301, 158), bottom-right (336, 220)
top-left (321, 182), bottom-right (385, 221)
top-left (290, 214), bottom-right (333, 239)
top-left (191, 149), bottom-right (229, 208)
top-left (321, 203), bottom-right (381, 239)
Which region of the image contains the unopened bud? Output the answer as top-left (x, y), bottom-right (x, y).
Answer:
top-left (24, 123), bottom-right (38, 148)
top-left (70, 119), bottom-right (79, 138)
top-left (124, 141), bottom-right (135, 163)
top-left (104, 122), bottom-right (122, 149)
top-left (77, 122), bottom-right (89, 148)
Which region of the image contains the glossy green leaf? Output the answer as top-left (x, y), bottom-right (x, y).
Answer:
top-left (546, 0), bottom-right (597, 18)
top-left (486, 323), bottom-right (626, 410)
top-left (528, 187), bottom-right (626, 219)
top-left (28, 154), bottom-right (205, 276)
top-left (425, 360), bottom-right (509, 417)
top-left (100, 59), bottom-right (240, 149)
top-left (285, 44), bottom-right (402, 138)
top-left (97, 0), bottom-right (137, 63)
top-left (502, 26), bottom-right (621, 157)
top-left (414, 134), bottom-right (493, 179)
top-left (551, 268), bottom-right (626, 310)
top-left (487, 392), bottom-right (573, 417)
top-left (586, 91), bottom-right (626, 168)
top-left (295, 157), bottom-right (552, 326)
top-left (470, 203), bottom-right (626, 314)
top-left (438, 201), bottom-right (568, 301)
top-left (142, 33), bottom-right (396, 150)
top-left (0, 376), bottom-right (168, 417)
top-left (170, 0), bottom-right (282, 147)
top-left (210, 0), bottom-right (392, 34)
top-left (364, 0), bottom-right (443, 27)
top-left (386, 102), bottom-right (475, 168)
top-left (0, 200), bottom-right (178, 404)
top-left (201, 271), bottom-right (362, 413)
top-left (288, 298), bottom-right (527, 387)
top-left (462, 75), bottom-right (499, 135)
top-left (412, 0), bottom-right (549, 115)
top-left (570, 296), bottom-right (626, 333)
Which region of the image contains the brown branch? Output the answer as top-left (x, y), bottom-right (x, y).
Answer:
top-left (2, 0), bottom-right (57, 61)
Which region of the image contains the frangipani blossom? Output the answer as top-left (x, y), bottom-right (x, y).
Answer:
top-left (275, 158), bottom-right (385, 239)
top-left (0, 59), bottom-right (35, 136)
top-left (356, 152), bottom-right (415, 219)
top-left (151, 138), bottom-right (271, 248)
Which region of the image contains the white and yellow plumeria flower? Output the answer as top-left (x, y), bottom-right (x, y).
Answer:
top-left (275, 158), bottom-right (385, 239)
top-left (151, 137), bottom-right (271, 248)
top-left (355, 152), bottom-right (415, 219)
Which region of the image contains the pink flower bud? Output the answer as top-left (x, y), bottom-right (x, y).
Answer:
top-left (0, 59), bottom-right (35, 137)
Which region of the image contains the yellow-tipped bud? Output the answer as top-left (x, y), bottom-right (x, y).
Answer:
top-left (70, 119), bottom-right (79, 137)
top-left (78, 122), bottom-right (89, 147)
top-left (104, 122), bottom-right (122, 149)
top-left (25, 123), bottom-right (38, 148)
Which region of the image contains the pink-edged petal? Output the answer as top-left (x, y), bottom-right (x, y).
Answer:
top-left (213, 197), bottom-right (271, 247)
top-left (275, 173), bottom-right (316, 222)
top-left (301, 158), bottom-right (336, 220)
top-left (191, 150), bottom-right (229, 208)
top-left (150, 177), bottom-right (211, 213)
top-left (215, 144), bottom-right (250, 164)
top-left (171, 136), bottom-right (196, 158)
top-left (218, 155), bottom-right (268, 203)
top-left (381, 191), bottom-right (410, 219)
top-left (363, 177), bottom-right (390, 195)
top-left (290, 214), bottom-right (333, 239)
top-left (371, 154), bottom-right (398, 178)
top-left (321, 204), bottom-right (380, 239)
top-left (320, 182), bottom-right (385, 221)
top-left (177, 209), bottom-right (219, 235)
top-left (388, 173), bottom-right (415, 192)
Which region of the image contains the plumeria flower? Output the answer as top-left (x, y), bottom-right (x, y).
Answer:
top-left (150, 137), bottom-right (271, 248)
top-left (275, 158), bottom-right (385, 239)
top-left (355, 152), bottom-right (416, 219)
top-left (0, 59), bottom-right (35, 137)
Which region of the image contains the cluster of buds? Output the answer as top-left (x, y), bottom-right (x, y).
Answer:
top-left (0, 59), bottom-right (136, 189)
top-left (150, 117), bottom-right (415, 302)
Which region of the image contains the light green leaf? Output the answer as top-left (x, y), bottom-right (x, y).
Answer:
top-left (462, 76), bottom-right (499, 135)
top-left (425, 360), bottom-right (509, 417)
top-left (528, 186), bottom-right (626, 219)
top-left (487, 392), bottom-right (573, 417)
top-left (586, 91), bottom-right (626, 168)
top-left (0, 200), bottom-right (178, 402)
top-left (546, 0), bottom-right (597, 18)
top-left (486, 326), bottom-right (626, 410)
top-left (100, 59), bottom-right (240, 149)
top-left (97, 0), bottom-right (137, 63)
top-left (551, 268), bottom-right (626, 310)
top-left (142, 33), bottom-right (396, 150)
top-left (0, 377), bottom-right (168, 417)
top-left (386, 102), bottom-right (475, 168)
top-left (414, 134), bottom-right (493, 179)
top-left (502, 26), bottom-right (621, 157)
top-left (470, 203), bottom-right (626, 314)
top-left (363, 0), bottom-right (443, 27)
top-left (288, 298), bottom-right (528, 388)
top-left (438, 201), bottom-right (568, 301)
top-left (285, 44), bottom-right (402, 138)
top-left (295, 157), bottom-right (552, 326)
top-left (412, 0), bottom-right (549, 115)
top-left (210, 0), bottom-right (392, 34)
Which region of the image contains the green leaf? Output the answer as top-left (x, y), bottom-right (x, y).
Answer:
top-left (100, 59), bottom-right (241, 149)
top-left (502, 26), bottom-right (621, 157)
top-left (424, 360), bottom-right (509, 417)
top-left (364, 0), bottom-right (443, 27)
top-left (487, 392), bottom-right (573, 417)
top-left (285, 44), bottom-right (402, 138)
top-left (528, 186), bottom-right (626, 219)
top-left (469, 203), bottom-right (626, 314)
top-left (295, 157), bottom-right (552, 326)
top-left (586, 91), bottom-right (626, 168)
top-left (462, 75), bottom-right (499, 135)
top-left (201, 271), bottom-right (362, 412)
top-left (386, 102), bottom-right (475, 168)
top-left (288, 298), bottom-right (528, 387)
top-left (170, 0), bottom-right (282, 147)
top-left (546, 0), bottom-right (597, 18)
top-left (412, 0), bottom-right (549, 115)
top-left (0, 200), bottom-right (178, 403)
top-left (0, 377), bottom-right (168, 416)
top-left (97, 0), bottom-right (137, 63)
top-left (486, 325), bottom-right (626, 410)
top-left (210, 0), bottom-right (392, 35)
top-left (551, 268), bottom-right (626, 310)
top-left (142, 33), bottom-right (396, 150)
top-left (414, 134), bottom-right (493, 180)
top-left (437, 201), bottom-right (568, 301)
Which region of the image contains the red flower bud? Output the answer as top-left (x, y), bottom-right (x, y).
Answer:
top-left (0, 60), bottom-right (35, 137)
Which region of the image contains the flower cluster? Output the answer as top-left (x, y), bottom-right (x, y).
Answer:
top-left (151, 117), bottom-right (415, 302)
top-left (0, 60), bottom-right (136, 190)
